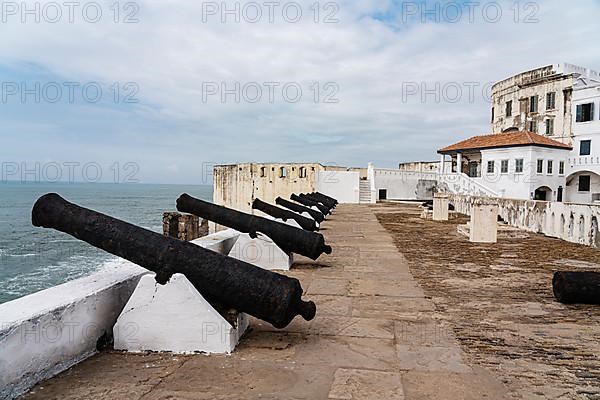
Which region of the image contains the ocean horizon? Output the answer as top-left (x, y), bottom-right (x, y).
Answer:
top-left (0, 182), bottom-right (212, 304)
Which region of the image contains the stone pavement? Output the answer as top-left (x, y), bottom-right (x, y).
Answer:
top-left (24, 204), bottom-right (508, 400)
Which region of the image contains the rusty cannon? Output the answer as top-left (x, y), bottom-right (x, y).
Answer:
top-left (252, 198), bottom-right (318, 232)
top-left (303, 192), bottom-right (336, 210)
top-left (275, 197), bottom-right (325, 223)
top-left (291, 193), bottom-right (330, 215)
top-left (299, 193), bottom-right (335, 213)
top-left (177, 194), bottom-right (332, 260)
top-left (31, 193), bottom-right (316, 329)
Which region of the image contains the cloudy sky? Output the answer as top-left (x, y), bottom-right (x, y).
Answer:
top-left (1, 0), bottom-right (599, 184)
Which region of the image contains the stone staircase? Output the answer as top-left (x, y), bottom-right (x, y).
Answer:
top-left (359, 179), bottom-right (372, 203)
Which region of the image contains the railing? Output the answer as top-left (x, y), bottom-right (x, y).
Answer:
top-left (450, 194), bottom-right (600, 248)
top-left (438, 173), bottom-right (498, 197)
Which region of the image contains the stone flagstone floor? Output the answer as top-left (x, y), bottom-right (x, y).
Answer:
top-left (24, 204), bottom-right (508, 400)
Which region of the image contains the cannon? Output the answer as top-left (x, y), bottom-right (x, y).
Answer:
top-left (252, 198), bottom-right (318, 232)
top-left (275, 197), bottom-right (325, 223)
top-left (291, 194), bottom-right (330, 215)
top-left (553, 271), bottom-right (600, 304)
top-left (299, 193), bottom-right (335, 212)
top-left (304, 192), bottom-right (336, 209)
top-left (177, 194), bottom-right (332, 260)
top-left (312, 192), bottom-right (338, 206)
top-left (31, 193), bottom-right (316, 329)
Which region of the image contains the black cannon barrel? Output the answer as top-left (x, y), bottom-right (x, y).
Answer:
top-left (177, 194), bottom-right (331, 260)
top-left (312, 192), bottom-right (338, 206)
top-left (300, 193), bottom-right (335, 212)
top-left (31, 193), bottom-right (316, 329)
top-left (291, 194), bottom-right (330, 215)
top-left (275, 197), bottom-right (324, 223)
top-left (252, 198), bottom-right (318, 232)
top-left (305, 193), bottom-right (336, 209)
top-left (553, 271), bottom-right (600, 304)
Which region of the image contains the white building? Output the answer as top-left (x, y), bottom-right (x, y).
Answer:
top-left (566, 78), bottom-right (600, 203)
top-left (438, 131), bottom-right (571, 201)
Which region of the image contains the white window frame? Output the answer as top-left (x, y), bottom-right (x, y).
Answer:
top-left (536, 159), bottom-right (543, 174)
top-left (559, 161), bottom-right (565, 176)
top-left (500, 159), bottom-right (509, 174)
top-left (515, 158), bottom-right (524, 174)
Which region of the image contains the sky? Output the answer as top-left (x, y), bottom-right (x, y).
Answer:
top-left (1, 0), bottom-right (599, 184)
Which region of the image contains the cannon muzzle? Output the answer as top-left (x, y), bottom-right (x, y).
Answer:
top-left (313, 192), bottom-right (338, 206)
top-left (177, 194), bottom-right (332, 260)
top-left (299, 193), bottom-right (335, 213)
top-left (275, 197), bottom-right (325, 223)
top-left (304, 192), bottom-right (336, 209)
top-left (291, 194), bottom-right (330, 215)
top-left (252, 198), bottom-right (318, 232)
top-left (32, 193), bottom-right (316, 328)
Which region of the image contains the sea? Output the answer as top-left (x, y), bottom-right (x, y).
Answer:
top-left (0, 182), bottom-right (212, 304)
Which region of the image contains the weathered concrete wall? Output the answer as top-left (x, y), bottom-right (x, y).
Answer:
top-left (491, 64), bottom-right (577, 143)
top-left (0, 260), bottom-right (147, 400)
top-left (213, 163), bottom-right (364, 213)
top-left (213, 163), bottom-right (320, 213)
top-left (450, 194), bottom-right (600, 247)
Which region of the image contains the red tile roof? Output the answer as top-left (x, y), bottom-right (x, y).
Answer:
top-left (438, 131), bottom-right (572, 154)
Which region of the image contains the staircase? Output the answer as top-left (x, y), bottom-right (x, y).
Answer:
top-left (437, 173), bottom-right (498, 197)
top-left (359, 179), bottom-right (373, 203)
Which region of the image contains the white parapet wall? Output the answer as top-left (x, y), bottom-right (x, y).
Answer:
top-left (0, 260), bottom-right (147, 400)
top-left (450, 194), bottom-right (600, 247)
top-left (0, 229), bottom-right (244, 400)
top-left (315, 169), bottom-right (360, 204)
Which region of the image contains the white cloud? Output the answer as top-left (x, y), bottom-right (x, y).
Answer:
top-left (1, 0), bottom-right (600, 183)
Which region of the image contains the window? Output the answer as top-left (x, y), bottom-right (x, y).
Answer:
top-left (559, 161), bottom-right (565, 175)
top-left (260, 167), bottom-right (266, 177)
top-left (491, 107), bottom-right (495, 122)
top-left (579, 175), bottom-right (591, 192)
top-left (506, 101), bottom-right (512, 117)
top-left (545, 119), bottom-right (554, 136)
top-left (279, 167), bottom-right (287, 178)
top-left (501, 160), bottom-right (509, 174)
top-left (546, 92), bottom-right (556, 110)
top-left (487, 161), bottom-right (495, 174)
top-left (515, 158), bottom-right (524, 173)
top-left (576, 103), bottom-right (595, 122)
top-left (537, 159), bottom-right (543, 174)
top-left (547, 160), bottom-right (553, 174)
top-left (298, 166), bottom-right (307, 178)
top-left (529, 120), bottom-right (537, 133)
top-left (580, 140), bottom-right (591, 156)
top-left (530, 96), bottom-right (539, 113)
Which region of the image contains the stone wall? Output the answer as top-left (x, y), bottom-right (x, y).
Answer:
top-left (449, 194), bottom-right (600, 248)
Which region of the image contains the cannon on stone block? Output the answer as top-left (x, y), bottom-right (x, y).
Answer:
top-left (299, 193), bottom-right (335, 213)
top-left (275, 197), bottom-right (325, 223)
top-left (31, 193), bottom-right (316, 329)
top-left (291, 194), bottom-right (330, 215)
top-left (553, 271), bottom-right (600, 304)
top-left (312, 192), bottom-right (338, 207)
top-left (303, 192), bottom-right (336, 210)
top-left (252, 198), bottom-right (318, 232)
top-left (177, 194), bottom-right (332, 260)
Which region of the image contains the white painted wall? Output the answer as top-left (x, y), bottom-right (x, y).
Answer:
top-left (0, 260), bottom-right (147, 400)
top-left (315, 170), bottom-right (360, 204)
top-left (566, 84), bottom-right (600, 203)
top-left (478, 146), bottom-right (569, 200)
top-left (374, 169), bottom-right (438, 200)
